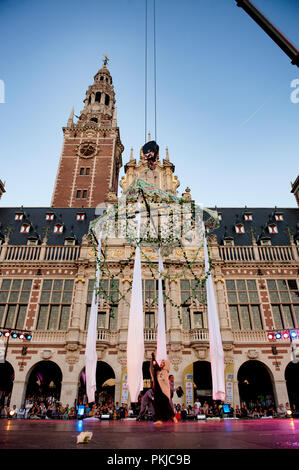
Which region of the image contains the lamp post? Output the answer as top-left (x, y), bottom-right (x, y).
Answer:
top-left (0, 328), bottom-right (32, 363)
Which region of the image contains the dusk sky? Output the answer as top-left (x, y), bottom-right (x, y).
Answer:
top-left (0, 0), bottom-right (298, 208)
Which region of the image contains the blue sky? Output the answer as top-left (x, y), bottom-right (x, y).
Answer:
top-left (0, 0), bottom-right (298, 208)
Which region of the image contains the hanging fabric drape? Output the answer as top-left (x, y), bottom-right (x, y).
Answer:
top-left (84, 231), bottom-right (102, 403)
top-left (156, 247), bottom-right (167, 365)
top-left (127, 194), bottom-right (144, 402)
top-left (203, 223), bottom-right (226, 401)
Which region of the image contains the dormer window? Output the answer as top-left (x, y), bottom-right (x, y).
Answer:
top-left (54, 224), bottom-right (64, 233)
top-left (244, 213), bottom-right (253, 221)
top-left (235, 223), bottom-right (245, 234)
top-left (15, 213), bottom-right (24, 221)
top-left (268, 223), bottom-right (278, 234)
top-left (27, 238), bottom-right (39, 246)
top-left (64, 237), bottom-right (76, 246)
top-left (274, 213), bottom-right (283, 221)
top-left (20, 223), bottom-right (31, 233)
top-left (223, 237), bottom-right (234, 246)
top-left (259, 237), bottom-right (271, 246)
top-left (46, 213), bottom-right (55, 221)
top-left (77, 213), bottom-right (85, 221)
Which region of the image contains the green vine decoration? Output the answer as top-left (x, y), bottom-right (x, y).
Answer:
top-left (88, 178), bottom-right (219, 325)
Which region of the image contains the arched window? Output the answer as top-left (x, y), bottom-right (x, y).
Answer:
top-left (105, 94), bottom-right (110, 106)
top-left (90, 117), bottom-right (98, 123)
top-left (95, 92), bottom-right (101, 103)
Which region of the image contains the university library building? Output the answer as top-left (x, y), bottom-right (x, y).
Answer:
top-left (0, 63), bottom-right (298, 413)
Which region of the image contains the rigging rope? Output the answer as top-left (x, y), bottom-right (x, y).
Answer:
top-left (144, 0), bottom-right (148, 143)
top-left (144, 0), bottom-right (157, 143)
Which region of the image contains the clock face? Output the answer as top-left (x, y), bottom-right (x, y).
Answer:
top-left (78, 142), bottom-right (96, 158)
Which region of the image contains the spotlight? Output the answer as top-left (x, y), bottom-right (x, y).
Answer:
top-left (11, 332), bottom-right (19, 339)
top-left (287, 410), bottom-right (292, 417)
top-left (4, 331), bottom-right (10, 338)
top-left (290, 331), bottom-right (298, 339)
top-left (25, 334), bottom-right (32, 341)
top-left (0, 331), bottom-right (2, 337)
top-left (9, 410), bottom-right (15, 417)
top-left (268, 333), bottom-right (274, 340)
top-left (275, 332), bottom-right (282, 340)
top-left (19, 334), bottom-right (25, 339)
top-left (283, 332), bottom-right (289, 339)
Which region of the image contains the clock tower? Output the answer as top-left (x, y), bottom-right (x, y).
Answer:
top-left (51, 59), bottom-right (124, 208)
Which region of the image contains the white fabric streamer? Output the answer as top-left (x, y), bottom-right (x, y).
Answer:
top-left (203, 223), bottom-right (226, 401)
top-left (156, 247), bottom-right (167, 365)
top-left (85, 232), bottom-right (102, 403)
top-left (127, 194), bottom-right (144, 402)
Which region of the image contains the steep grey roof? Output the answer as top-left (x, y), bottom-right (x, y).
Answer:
top-left (0, 206), bottom-right (298, 246)
top-left (211, 207), bottom-right (299, 246)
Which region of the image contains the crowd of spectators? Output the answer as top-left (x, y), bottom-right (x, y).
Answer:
top-left (0, 392), bottom-right (298, 420)
top-left (172, 400), bottom-right (298, 420)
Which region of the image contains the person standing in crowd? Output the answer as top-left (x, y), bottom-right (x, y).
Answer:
top-left (136, 388), bottom-right (155, 421)
top-left (150, 353), bottom-right (176, 424)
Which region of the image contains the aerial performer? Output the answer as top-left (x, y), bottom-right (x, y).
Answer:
top-left (150, 353), bottom-right (176, 424)
top-left (142, 140), bottom-right (159, 170)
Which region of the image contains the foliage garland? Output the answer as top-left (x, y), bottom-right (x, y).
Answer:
top-left (88, 178), bottom-right (220, 324)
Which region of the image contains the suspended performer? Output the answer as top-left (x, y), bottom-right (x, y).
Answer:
top-left (150, 353), bottom-right (176, 424)
top-left (142, 140), bottom-right (159, 170)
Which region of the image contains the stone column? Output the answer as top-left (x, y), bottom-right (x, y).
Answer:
top-left (10, 377), bottom-right (27, 410)
top-left (71, 275), bottom-right (86, 330)
top-left (60, 380), bottom-right (79, 407)
top-left (274, 379), bottom-right (289, 408)
top-left (233, 380), bottom-right (240, 409)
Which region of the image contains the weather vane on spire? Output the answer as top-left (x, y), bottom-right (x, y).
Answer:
top-left (103, 55), bottom-right (109, 67)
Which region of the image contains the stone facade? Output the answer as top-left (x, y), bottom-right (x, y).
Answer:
top-left (1, 64), bottom-right (299, 412)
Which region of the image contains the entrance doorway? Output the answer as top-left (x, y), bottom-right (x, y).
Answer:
top-left (78, 361), bottom-right (115, 405)
top-left (0, 361), bottom-right (14, 407)
top-left (193, 361), bottom-right (213, 404)
top-left (237, 360), bottom-right (275, 407)
top-left (25, 361), bottom-right (62, 402)
top-left (285, 361), bottom-right (299, 409)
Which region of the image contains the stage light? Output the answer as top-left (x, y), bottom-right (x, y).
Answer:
top-left (0, 331), bottom-right (2, 337)
top-left (283, 332), bottom-right (289, 339)
top-left (9, 410), bottom-right (15, 417)
top-left (11, 332), bottom-right (19, 339)
top-left (287, 410), bottom-right (292, 417)
top-left (268, 333), bottom-right (274, 340)
top-left (25, 334), bottom-right (32, 341)
top-left (275, 332), bottom-right (282, 339)
top-left (4, 331), bottom-right (10, 338)
top-left (290, 331), bottom-right (298, 339)
top-left (19, 334), bottom-right (24, 339)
